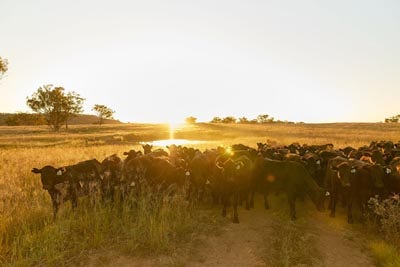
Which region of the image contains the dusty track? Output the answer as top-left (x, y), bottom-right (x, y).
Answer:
top-left (92, 197), bottom-right (375, 266)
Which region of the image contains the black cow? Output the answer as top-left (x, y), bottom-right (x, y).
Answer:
top-left (32, 159), bottom-right (103, 219)
top-left (252, 157), bottom-right (325, 220)
top-left (101, 154), bottom-right (123, 201)
top-left (217, 155), bottom-right (254, 223)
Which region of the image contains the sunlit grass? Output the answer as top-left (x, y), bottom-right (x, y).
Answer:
top-left (369, 241), bottom-right (400, 267)
top-left (0, 140), bottom-right (225, 265)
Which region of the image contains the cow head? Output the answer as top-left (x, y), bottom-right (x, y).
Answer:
top-left (332, 162), bottom-right (352, 187)
top-left (123, 150), bottom-right (142, 159)
top-left (142, 144), bottom-right (153, 154)
top-left (31, 166), bottom-right (67, 190)
top-left (101, 154), bottom-right (123, 182)
top-left (215, 159), bottom-right (235, 181)
top-left (364, 165), bottom-right (385, 189)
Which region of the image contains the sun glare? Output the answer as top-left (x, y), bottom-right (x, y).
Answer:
top-left (137, 121), bottom-right (202, 147)
top-left (168, 121), bottom-right (182, 140)
top-left (168, 118), bottom-right (187, 138)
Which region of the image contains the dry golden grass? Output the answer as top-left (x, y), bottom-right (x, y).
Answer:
top-left (1, 122), bottom-right (400, 265)
top-left (2, 122), bottom-right (400, 149)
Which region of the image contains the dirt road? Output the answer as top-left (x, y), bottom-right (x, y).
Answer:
top-left (185, 197), bottom-right (374, 267)
top-left (95, 197), bottom-right (374, 266)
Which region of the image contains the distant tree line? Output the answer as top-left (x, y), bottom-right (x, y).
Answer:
top-left (184, 114), bottom-right (296, 124)
top-left (385, 115), bottom-right (400, 123)
top-left (23, 84), bottom-right (115, 131)
top-left (4, 113), bottom-right (46, 126)
top-left (210, 114), bottom-right (292, 124)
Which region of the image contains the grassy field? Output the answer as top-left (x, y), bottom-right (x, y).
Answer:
top-left (1, 122), bottom-right (400, 266)
top-left (2, 122), bottom-right (400, 149)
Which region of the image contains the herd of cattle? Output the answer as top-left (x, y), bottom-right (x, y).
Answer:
top-left (31, 141), bottom-right (400, 224)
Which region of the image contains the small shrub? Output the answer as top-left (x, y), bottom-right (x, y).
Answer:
top-left (368, 194), bottom-right (400, 248)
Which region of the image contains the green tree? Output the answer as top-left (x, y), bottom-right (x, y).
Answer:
top-left (26, 85), bottom-right (85, 131)
top-left (185, 116), bottom-right (197, 124)
top-left (385, 115), bottom-right (400, 123)
top-left (63, 91), bottom-right (85, 129)
top-left (257, 114), bottom-right (270, 123)
top-left (238, 117), bottom-right (249, 124)
top-left (92, 104), bottom-right (115, 125)
top-left (222, 116), bottom-right (236, 123)
top-left (0, 56), bottom-right (9, 80)
top-left (210, 117), bottom-right (222, 123)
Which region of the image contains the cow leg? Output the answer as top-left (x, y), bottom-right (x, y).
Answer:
top-left (198, 186), bottom-right (204, 202)
top-left (359, 198), bottom-right (366, 223)
top-left (51, 198), bottom-right (59, 220)
top-left (330, 189), bottom-right (337, 217)
top-left (52, 204), bottom-right (59, 220)
top-left (110, 186), bottom-right (115, 202)
top-left (70, 184), bottom-right (78, 209)
top-left (288, 193), bottom-right (297, 220)
top-left (245, 192), bottom-right (250, 210)
top-left (245, 201), bottom-right (250, 210)
top-left (347, 196), bottom-right (354, 224)
top-left (264, 191), bottom-right (270, 209)
top-left (249, 190), bottom-right (255, 209)
top-left (360, 202), bottom-right (366, 223)
top-left (237, 193), bottom-right (243, 206)
top-left (212, 191), bottom-right (219, 204)
top-left (222, 195), bottom-right (227, 217)
top-left (233, 193), bottom-right (239, 223)
top-left (71, 195), bottom-right (78, 209)
top-left (186, 183), bottom-right (193, 201)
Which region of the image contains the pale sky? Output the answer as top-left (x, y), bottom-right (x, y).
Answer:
top-left (1, 0), bottom-right (399, 123)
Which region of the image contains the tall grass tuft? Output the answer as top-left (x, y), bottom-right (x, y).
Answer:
top-left (369, 241), bottom-right (400, 267)
top-left (2, 187), bottom-right (198, 266)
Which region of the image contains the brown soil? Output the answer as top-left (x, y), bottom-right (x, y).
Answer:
top-left (311, 210), bottom-right (374, 267)
top-left (89, 198), bottom-right (375, 267)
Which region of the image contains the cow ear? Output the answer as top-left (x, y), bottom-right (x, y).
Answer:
top-left (31, 168), bottom-right (41, 174)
